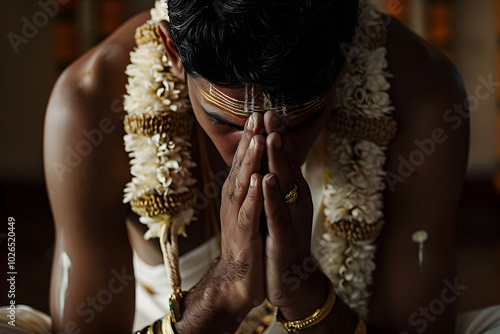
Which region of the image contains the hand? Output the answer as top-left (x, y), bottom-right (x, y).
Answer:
top-left (175, 114), bottom-right (267, 333)
top-left (217, 112), bottom-right (267, 315)
top-left (261, 110), bottom-right (329, 319)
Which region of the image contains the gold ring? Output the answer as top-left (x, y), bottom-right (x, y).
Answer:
top-left (284, 184), bottom-right (299, 205)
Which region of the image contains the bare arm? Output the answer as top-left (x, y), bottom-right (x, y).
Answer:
top-left (368, 17), bottom-right (470, 332)
top-left (45, 76), bottom-right (134, 333)
top-left (43, 14), bottom-right (147, 331)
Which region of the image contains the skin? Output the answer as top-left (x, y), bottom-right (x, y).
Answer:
top-left (44, 8), bottom-right (470, 334)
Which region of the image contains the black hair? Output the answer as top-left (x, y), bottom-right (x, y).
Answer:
top-left (167, 0), bottom-right (359, 103)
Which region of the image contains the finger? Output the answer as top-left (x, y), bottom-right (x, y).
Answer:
top-left (263, 110), bottom-right (302, 181)
top-left (263, 111), bottom-right (313, 227)
top-left (229, 112), bottom-right (262, 178)
top-left (225, 112), bottom-right (264, 205)
top-left (231, 134), bottom-right (265, 205)
top-left (263, 174), bottom-right (292, 239)
top-left (237, 173), bottom-right (264, 241)
top-left (263, 109), bottom-right (288, 135)
top-left (266, 132), bottom-right (296, 202)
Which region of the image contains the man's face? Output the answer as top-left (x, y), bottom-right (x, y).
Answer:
top-left (187, 76), bottom-right (335, 168)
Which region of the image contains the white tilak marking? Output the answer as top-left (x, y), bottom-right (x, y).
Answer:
top-left (412, 230), bottom-right (429, 269)
top-left (57, 228), bottom-right (72, 324)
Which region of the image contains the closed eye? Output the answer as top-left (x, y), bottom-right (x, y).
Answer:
top-left (203, 108), bottom-right (245, 131)
top-left (203, 106), bottom-right (327, 132)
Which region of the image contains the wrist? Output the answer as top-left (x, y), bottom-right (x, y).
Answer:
top-left (181, 257), bottom-right (255, 318)
top-left (209, 258), bottom-right (259, 317)
top-left (169, 257), bottom-right (247, 334)
top-left (175, 281), bottom-right (242, 334)
top-left (277, 278), bottom-right (358, 334)
top-left (277, 272), bottom-right (329, 321)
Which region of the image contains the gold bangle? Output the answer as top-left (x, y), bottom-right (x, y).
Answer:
top-left (275, 278), bottom-right (336, 332)
top-left (354, 314), bottom-right (367, 334)
top-left (162, 313), bottom-right (176, 334)
top-left (169, 287), bottom-right (185, 323)
top-left (147, 324), bottom-right (155, 334)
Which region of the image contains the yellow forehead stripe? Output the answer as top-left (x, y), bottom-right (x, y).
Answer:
top-left (199, 84), bottom-right (327, 120)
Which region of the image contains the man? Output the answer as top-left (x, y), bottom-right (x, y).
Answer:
top-left (42, 1), bottom-right (474, 333)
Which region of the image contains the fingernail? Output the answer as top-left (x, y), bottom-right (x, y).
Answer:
top-left (273, 135), bottom-right (282, 150)
top-left (247, 114), bottom-right (254, 131)
top-left (249, 137), bottom-right (256, 149)
top-left (250, 175), bottom-right (256, 187)
top-left (251, 112), bottom-right (259, 131)
top-left (266, 174), bottom-right (276, 187)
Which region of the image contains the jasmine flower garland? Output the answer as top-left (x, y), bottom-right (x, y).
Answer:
top-left (123, 0), bottom-right (397, 329)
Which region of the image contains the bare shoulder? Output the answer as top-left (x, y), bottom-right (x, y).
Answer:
top-left (49, 11), bottom-right (150, 113)
top-left (44, 11), bottom-right (150, 219)
top-left (44, 13), bottom-right (151, 331)
top-left (385, 14), bottom-right (467, 123)
top-left (383, 14), bottom-right (469, 188)
top-left (385, 13), bottom-right (464, 89)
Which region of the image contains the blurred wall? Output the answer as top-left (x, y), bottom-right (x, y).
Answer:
top-left (0, 1), bottom-right (59, 183)
top-left (0, 0), bottom-right (153, 183)
top-left (453, 0), bottom-right (498, 174)
top-left (375, 0), bottom-right (499, 176)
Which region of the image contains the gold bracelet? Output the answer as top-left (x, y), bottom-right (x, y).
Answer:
top-left (162, 313), bottom-right (176, 334)
top-left (275, 278), bottom-right (336, 332)
top-left (169, 287), bottom-right (185, 323)
top-left (354, 314), bottom-right (367, 334)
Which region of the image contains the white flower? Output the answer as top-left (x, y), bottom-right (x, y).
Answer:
top-left (352, 87), bottom-right (367, 106)
top-left (364, 48), bottom-right (388, 73)
top-left (124, 0), bottom-right (396, 322)
top-left (123, 7), bottom-right (196, 242)
top-left (320, 2), bottom-right (395, 319)
top-left (364, 74), bottom-right (390, 92)
top-left (365, 91), bottom-right (390, 107)
top-left (150, 0), bottom-right (168, 22)
top-left (139, 215), bottom-right (170, 240)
